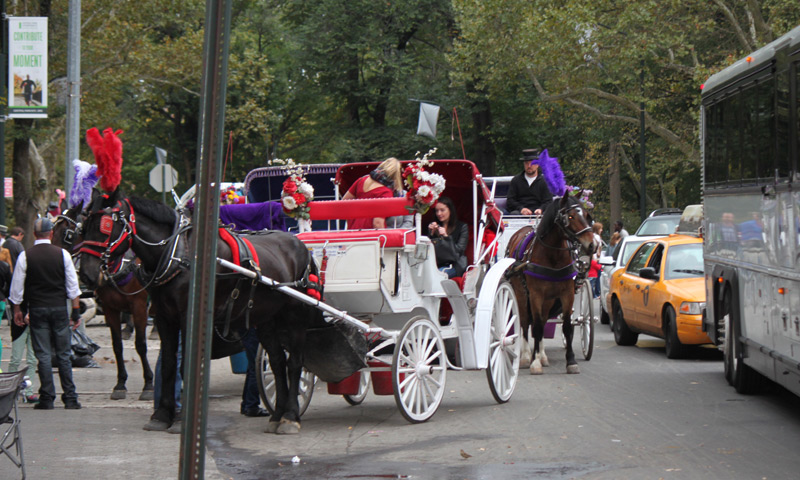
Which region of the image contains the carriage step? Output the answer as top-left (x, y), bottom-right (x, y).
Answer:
top-left (441, 280), bottom-right (478, 369)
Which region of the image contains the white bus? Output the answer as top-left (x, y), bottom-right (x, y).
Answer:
top-left (701, 25), bottom-right (800, 396)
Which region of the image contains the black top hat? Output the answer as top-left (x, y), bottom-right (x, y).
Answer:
top-left (520, 148), bottom-right (541, 162)
top-left (0, 224), bottom-right (7, 235)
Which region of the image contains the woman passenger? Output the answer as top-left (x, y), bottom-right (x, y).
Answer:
top-left (343, 157), bottom-right (403, 229)
top-left (427, 196), bottom-right (468, 278)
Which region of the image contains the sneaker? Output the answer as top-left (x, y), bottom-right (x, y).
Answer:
top-left (242, 407), bottom-right (270, 418)
top-left (25, 394), bottom-right (40, 404)
top-left (34, 402), bottom-right (54, 410)
top-left (64, 401), bottom-right (82, 410)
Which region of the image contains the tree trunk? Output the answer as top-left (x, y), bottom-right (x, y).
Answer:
top-left (12, 123), bottom-right (46, 248)
top-left (467, 82), bottom-right (496, 176)
top-left (609, 141), bottom-right (621, 230)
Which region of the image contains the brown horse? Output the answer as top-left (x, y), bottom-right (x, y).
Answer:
top-left (53, 205), bottom-right (154, 400)
top-left (505, 195), bottom-right (595, 375)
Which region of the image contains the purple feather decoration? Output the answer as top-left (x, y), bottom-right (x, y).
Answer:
top-left (535, 149), bottom-right (566, 196)
top-left (70, 159), bottom-right (99, 208)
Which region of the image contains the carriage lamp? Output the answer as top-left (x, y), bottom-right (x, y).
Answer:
top-left (680, 301), bottom-right (705, 315)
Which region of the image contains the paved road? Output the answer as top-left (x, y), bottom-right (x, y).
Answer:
top-left (3, 319), bottom-right (799, 479)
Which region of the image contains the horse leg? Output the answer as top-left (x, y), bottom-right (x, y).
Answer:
top-left (263, 336), bottom-right (289, 434)
top-left (276, 345), bottom-right (303, 435)
top-left (105, 308), bottom-right (128, 399)
top-left (562, 296), bottom-right (580, 374)
top-left (530, 312), bottom-right (545, 375)
top-left (514, 281), bottom-right (533, 369)
top-left (144, 317), bottom-right (178, 431)
top-left (133, 298), bottom-right (154, 401)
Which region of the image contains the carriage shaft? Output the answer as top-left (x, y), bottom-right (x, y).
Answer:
top-left (216, 257), bottom-right (392, 340)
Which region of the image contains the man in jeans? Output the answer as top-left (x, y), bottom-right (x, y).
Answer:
top-left (9, 218), bottom-right (83, 410)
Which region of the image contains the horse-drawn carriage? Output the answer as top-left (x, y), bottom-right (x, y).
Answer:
top-left (242, 159), bottom-right (522, 422)
top-left (73, 131), bottom-right (596, 432)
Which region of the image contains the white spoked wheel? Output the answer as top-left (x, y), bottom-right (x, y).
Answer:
top-left (574, 284), bottom-right (595, 361)
top-left (256, 345), bottom-right (316, 417)
top-left (392, 316), bottom-right (447, 423)
top-left (343, 371), bottom-right (371, 406)
top-left (486, 281), bottom-right (521, 403)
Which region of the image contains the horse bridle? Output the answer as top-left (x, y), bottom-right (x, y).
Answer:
top-left (79, 198), bottom-right (138, 276)
top-left (80, 196), bottom-right (189, 295)
top-left (54, 213), bottom-right (82, 251)
top-left (554, 201), bottom-right (592, 251)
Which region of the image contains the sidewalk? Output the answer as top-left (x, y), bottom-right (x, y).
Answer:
top-left (1, 317), bottom-right (235, 479)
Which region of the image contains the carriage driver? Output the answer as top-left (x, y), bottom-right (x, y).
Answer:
top-left (505, 148), bottom-right (554, 216)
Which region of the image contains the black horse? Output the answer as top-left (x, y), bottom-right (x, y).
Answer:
top-left (505, 195), bottom-right (595, 375)
top-left (78, 189), bottom-right (324, 434)
top-left (53, 205), bottom-right (154, 400)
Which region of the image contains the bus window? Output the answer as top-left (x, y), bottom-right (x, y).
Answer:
top-left (755, 80), bottom-right (775, 179)
top-left (741, 85), bottom-right (758, 182)
top-left (724, 95), bottom-right (741, 183)
top-left (704, 103), bottom-right (720, 185)
top-left (776, 68), bottom-right (791, 180)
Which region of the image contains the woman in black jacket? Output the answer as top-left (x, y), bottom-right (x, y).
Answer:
top-left (427, 196), bottom-right (468, 278)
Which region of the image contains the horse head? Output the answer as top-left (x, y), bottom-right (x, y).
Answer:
top-left (52, 202), bottom-right (84, 254)
top-left (78, 188), bottom-right (136, 289)
top-left (554, 195), bottom-right (595, 256)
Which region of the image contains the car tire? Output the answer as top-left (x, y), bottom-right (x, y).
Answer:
top-left (663, 305), bottom-right (686, 359)
top-left (612, 298), bottom-right (638, 346)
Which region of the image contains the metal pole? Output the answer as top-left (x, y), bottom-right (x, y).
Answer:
top-left (0, 0), bottom-right (7, 225)
top-left (639, 62), bottom-right (646, 222)
top-left (65, 0), bottom-right (81, 195)
top-left (179, 0), bottom-right (232, 478)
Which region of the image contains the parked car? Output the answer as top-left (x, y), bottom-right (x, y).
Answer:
top-left (598, 235), bottom-right (648, 324)
top-left (634, 208), bottom-right (683, 236)
top-left (607, 234), bottom-right (710, 358)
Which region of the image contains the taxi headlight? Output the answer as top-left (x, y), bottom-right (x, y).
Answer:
top-left (679, 302), bottom-right (705, 315)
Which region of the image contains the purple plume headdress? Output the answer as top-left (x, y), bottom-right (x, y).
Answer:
top-left (534, 149), bottom-right (566, 197)
top-left (70, 159), bottom-right (99, 208)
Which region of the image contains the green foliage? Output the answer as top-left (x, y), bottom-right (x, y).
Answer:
top-left (5, 0), bottom-right (800, 225)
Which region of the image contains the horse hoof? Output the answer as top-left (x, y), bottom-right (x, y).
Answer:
top-left (167, 420), bottom-right (182, 434)
top-left (265, 421), bottom-right (281, 434)
top-left (566, 364), bottom-right (580, 374)
top-left (110, 390), bottom-right (127, 400)
top-left (276, 419), bottom-right (301, 435)
top-left (143, 418), bottom-right (170, 432)
top-left (138, 390), bottom-right (154, 401)
top-left (540, 358), bottom-right (550, 367)
top-left (520, 353), bottom-right (532, 369)
top-left (530, 365), bottom-right (543, 375)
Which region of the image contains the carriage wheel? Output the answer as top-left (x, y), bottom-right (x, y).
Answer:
top-left (343, 371), bottom-right (371, 406)
top-left (256, 345), bottom-right (316, 417)
top-left (392, 316), bottom-right (447, 423)
top-left (577, 284), bottom-right (595, 361)
top-left (485, 282), bottom-right (521, 403)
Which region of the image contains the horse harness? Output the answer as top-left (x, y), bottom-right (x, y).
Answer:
top-left (79, 196), bottom-right (192, 296)
top-left (507, 200), bottom-right (592, 287)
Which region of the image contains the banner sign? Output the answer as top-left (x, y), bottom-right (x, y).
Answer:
top-left (4, 178), bottom-right (12, 198)
top-left (8, 17), bottom-right (48, 118)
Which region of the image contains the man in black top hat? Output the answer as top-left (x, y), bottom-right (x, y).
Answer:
top-left (506, 148), bottom-right (554, 216)
top-left (9, 217), bottom-right (83, 410)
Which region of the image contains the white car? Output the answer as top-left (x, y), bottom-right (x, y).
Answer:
top-left (598, 235), bottom-right (648, 325)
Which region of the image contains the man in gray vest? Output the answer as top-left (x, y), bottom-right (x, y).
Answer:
top-left (9, 218), bottom-right (83, 410)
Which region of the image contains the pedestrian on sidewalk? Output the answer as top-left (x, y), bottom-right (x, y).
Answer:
top-left (9, 218), bottom-right (83, 410)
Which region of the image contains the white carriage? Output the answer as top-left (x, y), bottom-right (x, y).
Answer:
top-left (229, 159), bottom-right (523, 423)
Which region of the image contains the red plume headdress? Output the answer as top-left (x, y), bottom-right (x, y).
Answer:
top-left (85, 127), bottom-right (124, 192)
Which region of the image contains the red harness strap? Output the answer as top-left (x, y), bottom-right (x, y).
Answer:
top-left (217, 228), bottom-right (260, 268)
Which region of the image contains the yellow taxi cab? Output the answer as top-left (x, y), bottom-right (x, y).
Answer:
top-left (608, 233), bottom-right (710, 358)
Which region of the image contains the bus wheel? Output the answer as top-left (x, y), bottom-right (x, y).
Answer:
top-left (723, 291), bottom-right (765, 394)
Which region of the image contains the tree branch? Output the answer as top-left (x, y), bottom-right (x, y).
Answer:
top-left (712, 0), bottom-right (754, 51)
top-left (745, 0), bottom-right (773, 44)
top-left (528, 70), bottom-right (698, 160)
